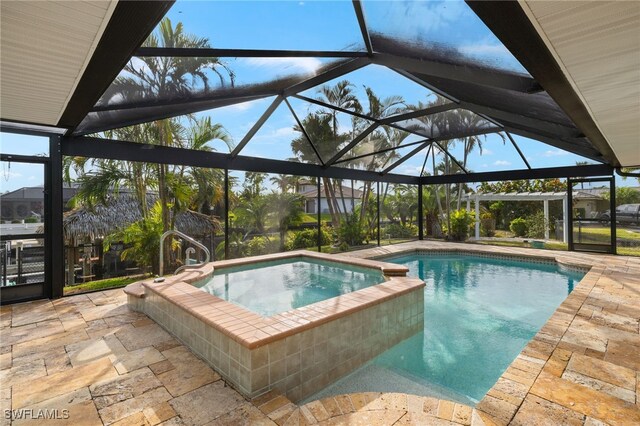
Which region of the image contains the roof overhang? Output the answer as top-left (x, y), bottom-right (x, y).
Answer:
top-left (0, 0), bottom-right (173, 134)
top-left (468, 1), bottom-right (640, 168)
top-left (520, 1), bottom-right (640, 168)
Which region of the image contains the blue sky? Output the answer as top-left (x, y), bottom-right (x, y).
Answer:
top-left (0, 1), bottom-right (631, 192)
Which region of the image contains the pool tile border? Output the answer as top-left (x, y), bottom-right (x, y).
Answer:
top-left (127, 251), bottom-right (419, 349)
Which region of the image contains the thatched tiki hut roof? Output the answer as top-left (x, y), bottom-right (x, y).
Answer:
top-left (61, 193), bottom-right (219, 245)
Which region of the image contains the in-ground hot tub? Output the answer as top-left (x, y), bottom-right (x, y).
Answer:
top-left (125, 251), bottom-right (424, 402)
top-left (197, 256), bottom-right (390, 317)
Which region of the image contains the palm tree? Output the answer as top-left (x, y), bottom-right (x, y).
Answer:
top-left (316, 80), bottom-right (361, 138)
top-left (454, 112), bottom-right (504, 209)
top-left (241, 172), bottom-right (267, 199)
top-left (105, 202), bottom-right (165, 274)
top-left (350, 88), bottom-right (406, 226)
top-left (267, 192), bottom-right (305, 251)
top-left (237, 196), bottom-right (269, 235)
top-left (270, 174), bottom-right (292, 193)
top-left (315, 81), bottom-right (361, 225)
top-left (115, 18), bottom-right (234, 99)
top-left (290, 112), bottom-right (349, 225)
top-left (102, 18), bottom-right (235, 270)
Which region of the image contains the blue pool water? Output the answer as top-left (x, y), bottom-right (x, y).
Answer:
top-left (196, 258), bottom-right (384, 317)
top-left (307, 253), bottom-right (585, 405)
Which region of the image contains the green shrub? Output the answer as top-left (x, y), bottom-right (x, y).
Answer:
top-left (24, 216), bottom-right (39, 223)
top-left (290, 227), bottom-right (331, 249)
top-left (338, 242), bottom-right (350, 252)
top-left (245, 237), bottom-right (268, 256)
top-left (382, 223), bottom-right (418, 238)
top-left (337, 213), bottom-right (365, 246)
top-left (525, 212), bottom-right (547, 239)
top-left (245, 236), bottom-right (280, 256)
top-left (510, 217), bottom-right (528, 237)
top-left (449, 209), bottom-right (474, 241)
top-left (480, 212), bottom-right (496, 237)
top-left (11, 219), bottom-right (22, 224)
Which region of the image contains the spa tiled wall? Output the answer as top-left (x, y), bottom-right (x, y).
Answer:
top-left (132, 287), bottom-right (423, 402)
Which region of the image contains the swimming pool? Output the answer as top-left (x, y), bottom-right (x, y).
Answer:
top-left (306, 252), bottom-right (585, 405)
top-left (196, 257), bottom-right (386, 317)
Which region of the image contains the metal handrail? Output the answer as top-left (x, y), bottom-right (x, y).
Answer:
top-left (159, 230), bottom-right (210, 276)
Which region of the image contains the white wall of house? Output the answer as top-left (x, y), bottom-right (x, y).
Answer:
top-left (305, 197), bottom-right (359, 214)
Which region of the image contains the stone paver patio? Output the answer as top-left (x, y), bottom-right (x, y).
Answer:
top-left (1, 241), bottom-right (639, 425)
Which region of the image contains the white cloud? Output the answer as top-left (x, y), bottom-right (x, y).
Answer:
top-left (273, 127), bottom-right (296, 138)
top-left (542, 149), bottom-right (569, 157)
top-left (252, 126), bottom-right (298, 145)
top-left (126, 57), bottom-right (151, 77)
top-left (481, 163), bottom-right (489, 168)
top-left (2, 171), bottom-right (22, 178)
top-left (459, 43), bottom-right (511, 58)
top-left (223, 98), bottom-right (268, 113)
top-left (480, 148), bottom-right (493, 156)
top-left (241, 57), bottom-right (323, 75)
top-left (397, 165), bottom-right (422, 175)
top-left (27, 176), bottom-right (36, 181)
top-left (493, 160), bottom-right (511, 166)
top-left (374, 1), bottom-right (466, 38)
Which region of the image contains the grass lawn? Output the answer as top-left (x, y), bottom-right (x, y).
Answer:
top-left (300, 213), bottom-right (332, 224)
top-left (64, 275), bottom-right (150, 295)
top-left (473, 237), bottom-right (640, 256)
top-left (579, 226), bottom-right (640, 240)
top-left (619, 247), bottom-right (640, 256)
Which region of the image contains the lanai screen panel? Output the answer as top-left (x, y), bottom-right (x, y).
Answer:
top-left (71, 0), bottom-right (606, 176)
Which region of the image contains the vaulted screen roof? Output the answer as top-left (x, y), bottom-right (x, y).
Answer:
top-left (65, 0), bottom-right (616, 179)
top-left (3, 0), bottom-right (635, 179)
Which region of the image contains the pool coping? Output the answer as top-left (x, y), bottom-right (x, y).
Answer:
top-left (125, 250), bottom-right (422, 349)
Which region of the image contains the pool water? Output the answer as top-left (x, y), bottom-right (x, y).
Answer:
top-left (306, 253), bottom-right (585, 405)
top-left (196, 258), bottom-right (384, 317)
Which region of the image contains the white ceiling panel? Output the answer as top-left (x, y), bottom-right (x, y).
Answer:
top-left (0, 1), bottom-right (117, 127)
top-left (520, 1), bottom-right (640, 167)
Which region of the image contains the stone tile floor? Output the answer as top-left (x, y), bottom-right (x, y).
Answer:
top-left (1, 241), bottom-right (639, 425)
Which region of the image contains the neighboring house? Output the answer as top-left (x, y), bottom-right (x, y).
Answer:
top-left (572, 186), bottom-right (640, 218)
top-left (1, 184), bottom-right (78, 222)
top-left (573, 191), bottom-right (609, 218)
top-left (295, 180), bottom-right (363, 214)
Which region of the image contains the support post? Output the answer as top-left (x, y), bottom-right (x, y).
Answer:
top-left (562, 195), bottom-right (569, 244)
top-left (610, 176), bottom-right (617, 254)
top-left (475, 193), bottom-right (480, 240)
top-left (224, 169), bottom-right (230, 260)
top-left (466, 198), bottom-right (470, 212)
top-left (49, 136), bottom-right (63, 298)
top-left (317, 178), bottom-right (322, 252)
top-left (377, 181), bottom-right (381, 246)
top-left (567, 179), bottom-right (574, 250)
top-left (418, 184), bottom-right (424, 240)
top-left (543, 199), bottom-right (550, 240)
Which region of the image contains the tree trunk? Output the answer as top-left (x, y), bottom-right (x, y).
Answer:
top-left (327, 179), bottom-right (343, 220)
top-left (445, 156), bottom-right (451, 238)
top-left (426, 211), bottom-right (434, 237)
top-left (432, 154), bottom-right (445, 223)
top-left (322, 177), bottom-right (339, 227)
top-left (456, 139), bottom-right (469, 210)
top-left (336, 179), bottom-right (349, 216)
top-left (157, 122), bottom-right (172, 274)
top-left (359, 182), bottom-right (370, 225)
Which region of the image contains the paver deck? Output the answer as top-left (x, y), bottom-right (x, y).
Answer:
top-left (1, 241), bottom-right (639, 425)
